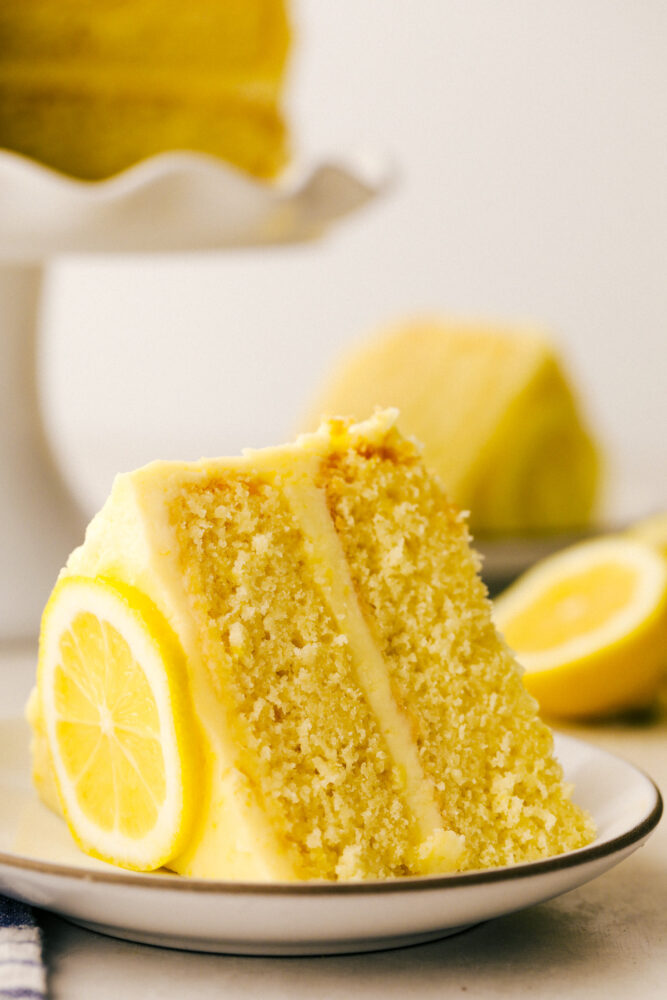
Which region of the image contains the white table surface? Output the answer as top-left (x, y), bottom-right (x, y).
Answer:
top-left (1, 640), bottom-right (665, 999)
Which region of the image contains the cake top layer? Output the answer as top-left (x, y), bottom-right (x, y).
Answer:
top-left (0, 2), bottom-right (290, 81)
top-left (124, 409), bottom-right (416, 487)
top-left (65, 410), bottom-right (419, 595)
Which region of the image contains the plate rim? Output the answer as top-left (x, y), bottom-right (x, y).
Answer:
top-left (0, 730), bottom-right (661, 897)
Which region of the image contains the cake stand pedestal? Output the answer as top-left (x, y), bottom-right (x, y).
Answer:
top-left (0, 263), bottom-right (85, 638)
top-left (0, 150), bottom-right (388, 637)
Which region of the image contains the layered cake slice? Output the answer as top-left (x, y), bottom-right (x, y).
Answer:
top-left (28, 412), bottom-right (594, 879)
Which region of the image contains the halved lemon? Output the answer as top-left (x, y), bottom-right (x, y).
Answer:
top-left (494, 537), bottom-right (667, 718)
top-left (38, 576), bottom-right (199, 870)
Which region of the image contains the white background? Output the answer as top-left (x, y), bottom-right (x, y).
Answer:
top-left (41, 0), bottom-right (666, 517)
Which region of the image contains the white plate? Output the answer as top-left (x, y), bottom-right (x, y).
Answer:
top-left (0, 719), bottom-right (661, 955)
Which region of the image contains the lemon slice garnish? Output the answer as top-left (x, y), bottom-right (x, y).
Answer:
top-left (494, 537), bottom-right (667, 718)
top-left (38, 576), bottom-right (199, 870)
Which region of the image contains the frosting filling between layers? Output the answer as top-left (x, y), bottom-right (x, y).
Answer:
top-left (282, 468), bottom-right (464, 873)
top-left (165, 469), bottom-right (438, 880)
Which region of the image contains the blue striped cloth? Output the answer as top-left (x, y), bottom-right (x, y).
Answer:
top-left (0, 897), bottom-right (46, 999)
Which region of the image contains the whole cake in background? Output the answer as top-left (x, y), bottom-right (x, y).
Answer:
top-left (304, 321), bottom-right (601, 535)
top-left (0, 0), bottom-right (290, 180)
top-left (28, 411), bottom-right (594, 880)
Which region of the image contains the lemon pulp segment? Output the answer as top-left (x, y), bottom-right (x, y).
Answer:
top-left (502, 562), bottom-right (638, 654)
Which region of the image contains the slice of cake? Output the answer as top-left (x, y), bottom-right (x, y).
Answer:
top-left (304, 321), bottom-right (601, 535)
top-left (0, 0), bottom-right (290, 180)
top-left (28, 412), bottom-right (594, 880)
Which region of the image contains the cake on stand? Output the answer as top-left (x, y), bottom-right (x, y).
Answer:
top-left (0, 149), bottom-right (389, 637)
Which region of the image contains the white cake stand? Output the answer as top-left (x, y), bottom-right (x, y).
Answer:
top-left (0, 150), bottom-right (389, 637)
